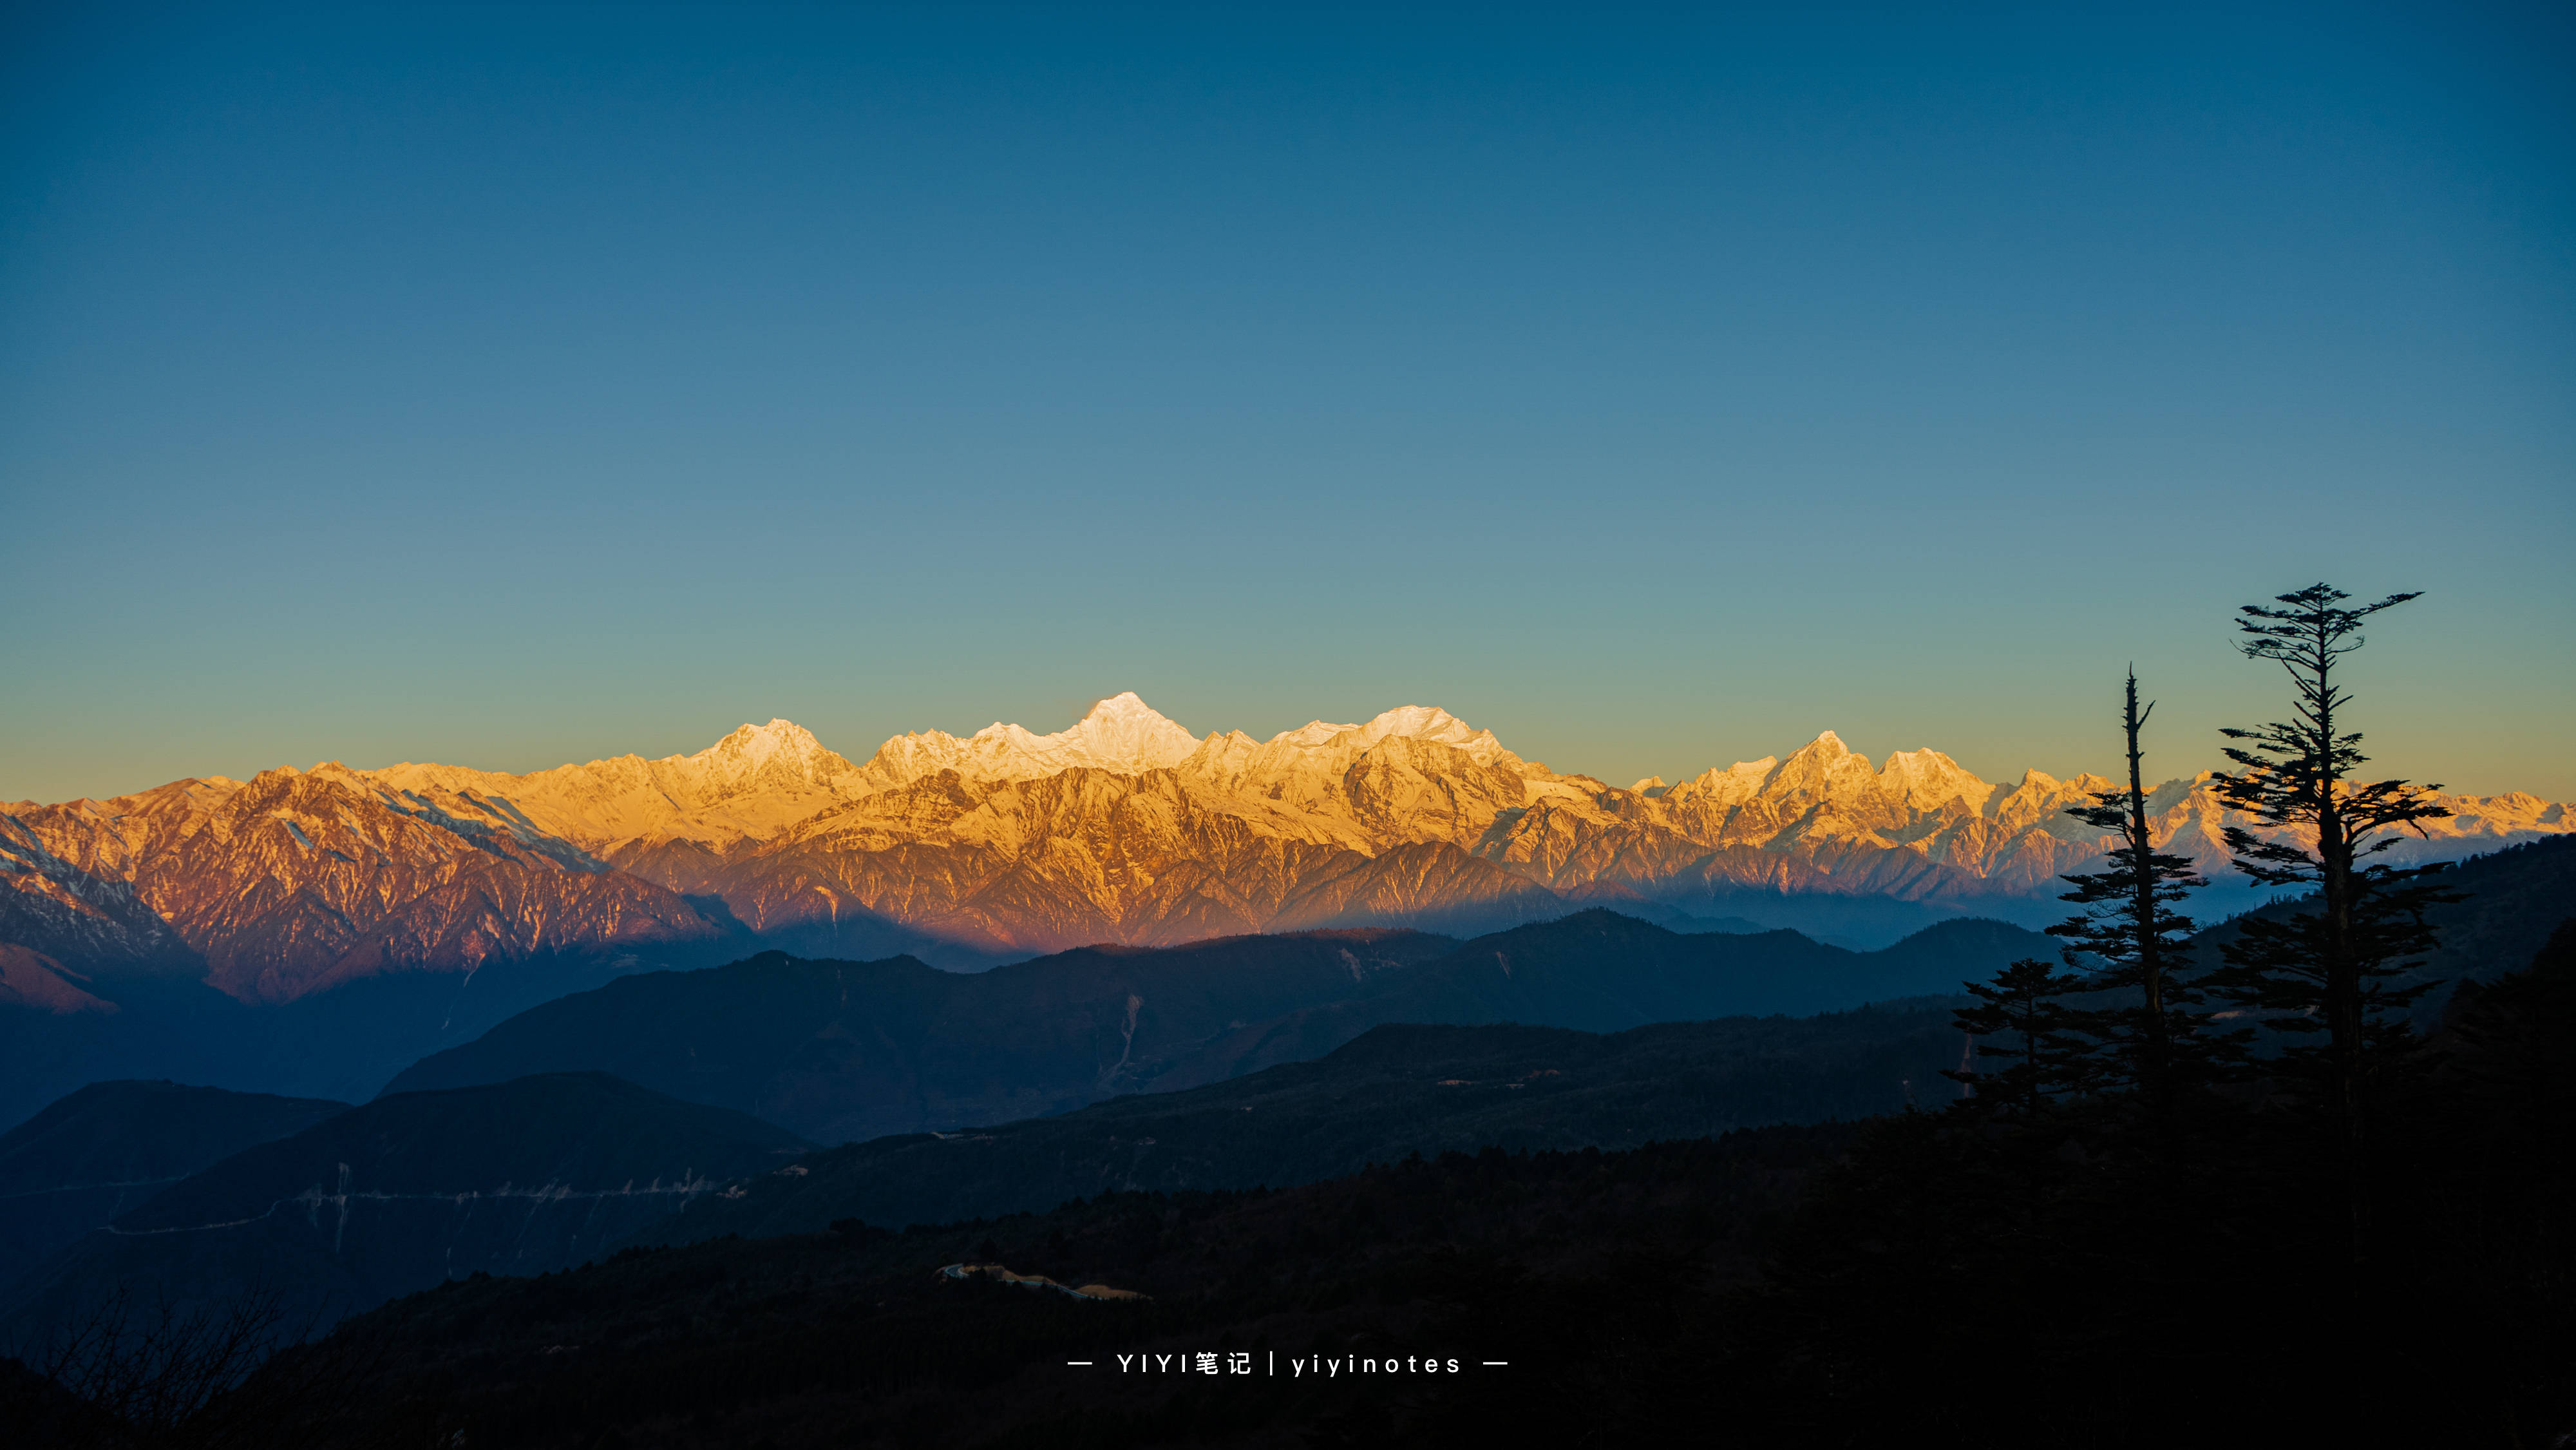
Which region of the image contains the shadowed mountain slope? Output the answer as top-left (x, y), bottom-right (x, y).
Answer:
top-left (2378, 834), bottom-right (2574, 1000)
top-left (0, 1080), bottom-right (348, 1287)
top-left (638, 1007), bottom-right (1967, 1243)
top-left (379, 912), bottom-right (2049, 1143)
top-left (2186, 834), bottom-right (2576, 1022)
top-left (381, 930), bottom-right (1463, 1143)
top-left (0, 1073), bottom-right (808, 1352)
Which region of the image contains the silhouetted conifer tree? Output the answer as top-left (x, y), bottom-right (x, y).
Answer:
top-left (1942, 957), bottom-right (2103, 1252)
top-left (2204, 583), bottom-right (2454, 1274)
top-left (2049, 671), bottom-right (2242, 1110)
top-left (1944, 958), bottom-right (2101, 1119)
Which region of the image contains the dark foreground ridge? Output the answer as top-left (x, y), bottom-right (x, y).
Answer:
top-left (2, 917), bottom-right (2570, 1445)
top-left (68, 906), bottom-right (2576, 1450)
top-left (96, 1126), bottom-right (1858, 1449)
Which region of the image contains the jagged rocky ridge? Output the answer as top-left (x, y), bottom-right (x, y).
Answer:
top-left (5, 693), bottom-right (2566, 1002)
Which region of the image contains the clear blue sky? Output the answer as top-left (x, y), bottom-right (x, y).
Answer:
top-left (5, 3), bottom-right (2570, 803)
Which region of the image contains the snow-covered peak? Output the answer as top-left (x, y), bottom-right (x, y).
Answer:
top-left (1353, 705), bottom-right (1511, 763)
top-left (1760, 731), bottom-right (1884, 810)
top-left (1670, 756), bottom-right (1779, 809)
top-left (1082, 692), bottom-right (1163, 725)
top-left (855, 693), bottom-right (1200, 789)
top-left (1276, 720), bottom-right (1362, 748)
top-left (1058, 692), bottom-right (1200, 770)
top-left (1878, 747), bottom-right (1991, 811)
top-left (696, 719), bottom-right (824, 768)
top-left (674, 720), bottom-right (855, 792)
top-left (1359, 705), bottom-right (1472, 745)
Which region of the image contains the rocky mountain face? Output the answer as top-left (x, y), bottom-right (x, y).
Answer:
top-left (0, 814), bottom-right (201, 1014)
top-left (5, 765), bottom-right (734, 1006)
top-left (4, 693), bottom-right (2566, 1003)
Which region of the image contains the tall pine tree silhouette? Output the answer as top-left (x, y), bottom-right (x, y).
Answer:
top-left (2204, 584), bottom-right (2453, 1279)
top-left (2048, 671), bottom-right (2240, 1112)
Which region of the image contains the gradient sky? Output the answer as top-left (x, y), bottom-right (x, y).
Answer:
top-left (4, 3), bottom-right (2571, 805)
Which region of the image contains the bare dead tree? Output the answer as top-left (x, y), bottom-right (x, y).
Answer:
top-left (11, 1279), bottom-right (430, 1449)
top-left (16, 1284), bottom-right (290, 1445)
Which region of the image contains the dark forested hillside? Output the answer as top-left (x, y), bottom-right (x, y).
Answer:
top-left (5, 911), bottom-right (2568, 1447)
top-left (381, 929), bottom-right (1461, 1143)
top-left (74, 912), bottom-right (2574, 1450)
top-left (381, 911), bottom-right (2050, 1143)
top-left (0, 1074), bottom-right (808, 1358)
top-left (0, 1080), bottom-right (348, 1287)
top-left (91, 1125), bottom-right (1859, 1450)
top-left (2199, 833), bottom-right (2576, 1020)
top-left (641, 1005), bottom-right (1967, 1241)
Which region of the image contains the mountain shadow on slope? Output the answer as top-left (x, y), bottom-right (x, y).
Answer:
top-left (0, 1073), bottom-right (808, 1357)
top-left (634, 1004), bottom-right (1969, 1243)
top-left (0, 1080), bottom-right (348, 1288)
top-left (379, 911), bottom-right (2049, 1143)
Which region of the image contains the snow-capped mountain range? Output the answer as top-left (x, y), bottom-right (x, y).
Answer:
top-left (3, 694), bottom-right (2566, 1006)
